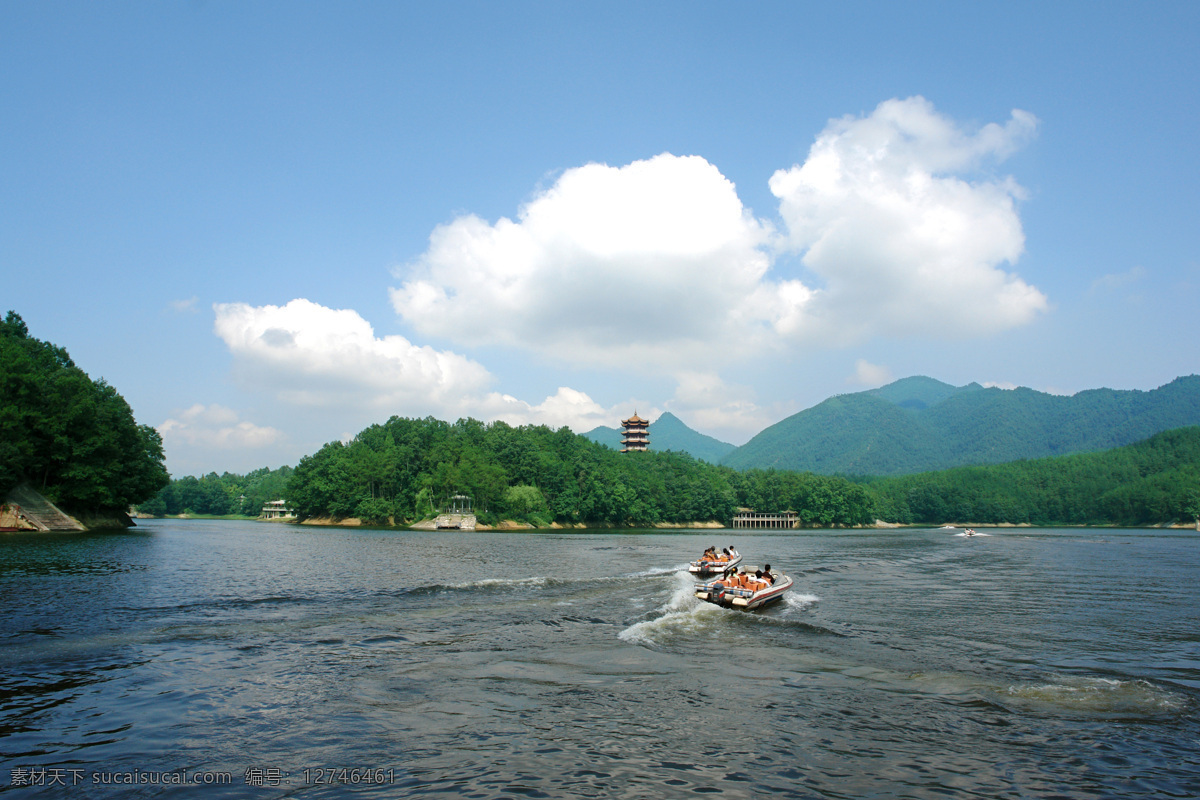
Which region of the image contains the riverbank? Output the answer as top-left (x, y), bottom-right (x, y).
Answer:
top-left (300, 517), bottom-right (728, 530)
top-left (132, 514), bottom-right (1199, 531)
top-left (292, 517), bottom-right (1200, 531)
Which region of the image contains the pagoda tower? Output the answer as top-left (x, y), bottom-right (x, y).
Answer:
top-left (620, 412), bottom-right (650, 453)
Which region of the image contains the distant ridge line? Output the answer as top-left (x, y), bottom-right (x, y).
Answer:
top-left (720, 374), bottom-right (1200, 476)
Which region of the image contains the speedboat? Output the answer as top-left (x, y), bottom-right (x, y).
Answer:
top-left (688, 552), bottom-right (742, 576)
top-left (694, 571), bottom-right (793, 610)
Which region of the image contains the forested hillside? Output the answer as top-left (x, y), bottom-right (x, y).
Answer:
top-left (865, 426), bottom-right (1200, 526)
top-left (138, 466), bottom-right (294, 517)
top-left (283, 416), bottom-right (875, 527)
top-left (142, 419), bottom-right (1200, 529)
top-left (0, 311), bottom-right (168, 514)
top-left (723, 375), bottom-right (1200, 475)
top-left (584, 411), bottom-right (736, 463)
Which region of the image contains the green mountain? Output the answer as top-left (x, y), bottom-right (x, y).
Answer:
top-left (722, 374), bottom-right (1200, 476)
top-left (583, 412), bottom-right (736, 464)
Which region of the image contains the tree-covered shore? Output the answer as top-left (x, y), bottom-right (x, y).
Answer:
top-left (283, 416), bottom-right (876, 528)
top-left (142, 418), bottom-right (1200, 530)
top-left (135, 466), bottom-right (294, 518)
top-left (1, 312), bottom-right (168, 521)
top-left (863, 425), bottom-right (1200, 527)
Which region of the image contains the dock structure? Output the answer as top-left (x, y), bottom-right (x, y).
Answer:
top-left (434, 513), bottom-right (477, 530)
top-left (436, 494), bottom-right (476, 530)
top-left (620, 412), bottom-right (650, 453)
top-left (732, 510), bottom-right (799, 529)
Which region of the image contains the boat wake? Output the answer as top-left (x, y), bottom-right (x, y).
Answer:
top-left (996, 674), bottom-right (1188, 719)
top-left (618, 572), bottom-right (822, 646)
top-left (784, 592), bottom-right (820, 610)
top-left (449, 576), bottom-right (549, 590)
top-left (628, 564), bottom-right (692, 578)
top-left (617, 572), bottom-right (722, 646)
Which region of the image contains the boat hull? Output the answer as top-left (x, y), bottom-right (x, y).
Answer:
top-left (694, 574), bottom-right (793, 610)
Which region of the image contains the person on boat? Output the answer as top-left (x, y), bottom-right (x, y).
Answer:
top-left (728, 545), bottom-right (739, 558)
top-left (760, 564), bottom-right (774, 585)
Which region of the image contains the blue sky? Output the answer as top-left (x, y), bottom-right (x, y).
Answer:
top-left (3, 1), bottom-right (1198, 477)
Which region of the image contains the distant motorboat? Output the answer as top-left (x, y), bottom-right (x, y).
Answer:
top-left (688, 551), bottom-right (742, 576)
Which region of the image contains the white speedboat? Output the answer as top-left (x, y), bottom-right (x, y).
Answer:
top-left (688, 552), bottom-right (742, 576)
top-left (694, 571), bottom-right (793, 610)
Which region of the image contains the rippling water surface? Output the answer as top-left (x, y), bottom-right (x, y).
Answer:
top-left (2, 521), bottom-right (1198, 798)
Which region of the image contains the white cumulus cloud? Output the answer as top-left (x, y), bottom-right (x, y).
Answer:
top-left (213, 299), bottom-right (493, 413)
top-left (159, 404), bottom-right (283, 450)
top-left (211, 298), bottom-right (639, 435)
top-left (202, 98), bottom-right (1052, 457)
top-left (390, 98), bottom-right (1047, 383)
top-left (477, 386), bottom-right (645, 433)
top-left (390, 153), bottom-right (781, 370)
top-left (769, 96), bottom-right (1047, 342)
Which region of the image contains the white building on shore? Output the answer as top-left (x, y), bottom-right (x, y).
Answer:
top-left (261, 499), bottom-right (295, 520)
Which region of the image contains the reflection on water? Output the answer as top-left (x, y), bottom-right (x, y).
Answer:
top-left (0, 521), bottom-right (1197, 798)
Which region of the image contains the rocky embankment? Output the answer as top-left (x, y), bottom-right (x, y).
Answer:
top-left (2, 484), bottom-right (132, 531)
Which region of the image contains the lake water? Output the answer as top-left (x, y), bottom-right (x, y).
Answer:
top-left (1, 520), bottom-right (1198, 798)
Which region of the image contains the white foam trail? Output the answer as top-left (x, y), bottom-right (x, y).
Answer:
top-left (1000, 675), bottom-right (1186, 717)
top-left (955, 532), bottom-right (990, 537)
top-left (629, 564), bottom-right (691, 577)
top-left (784, 592), bottom-right (820, 610)
top-left (450, 576), bottom-right (548, 589)
top-left (618, 605), bottom-right (723, 646)
top-left (619, 571), bottom-right (716, 646)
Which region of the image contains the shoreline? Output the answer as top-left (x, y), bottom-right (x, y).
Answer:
top-left (261, 516), bottom-right (1200, 532)
top-left (126, 513), bottom-right (1199, 532)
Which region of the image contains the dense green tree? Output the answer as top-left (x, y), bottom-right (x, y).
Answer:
top-left (278, 415), bottom-right (879, 527)
top-left (1, 311), bottom-right (168, 512)
top-left (863, 426), bottom-right (1200, 526)
top-left (140, 465), bottom-right (297, 517)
